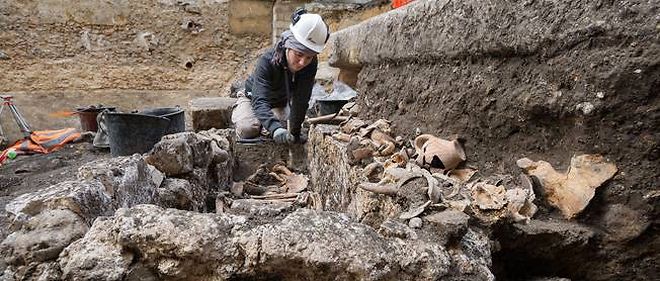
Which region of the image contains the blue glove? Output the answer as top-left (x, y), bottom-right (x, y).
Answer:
top-left (273, 128), bottom-right (294, 144)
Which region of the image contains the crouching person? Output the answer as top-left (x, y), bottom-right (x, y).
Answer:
top-left (231, 8), bottom-right (330, 145)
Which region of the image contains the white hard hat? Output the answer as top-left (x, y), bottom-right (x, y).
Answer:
top-left (289, 13), bottom-right (329, 53)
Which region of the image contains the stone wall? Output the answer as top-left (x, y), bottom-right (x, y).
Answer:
top-left (307, 125), bottom-right (401, 227)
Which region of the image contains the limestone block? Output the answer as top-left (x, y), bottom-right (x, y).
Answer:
top-left (77, 155), bottom-right (164, 209)
top-left (5, 180), bottom-right (113, 228)
top-left (146, 132), bottom-right (213, 176)
top-left (328, 0), bottom-right (657, 68)
top-left (271, 0), bottom-right (308, 43)
top-left (0, 209), bottom-right (88, 265)
top-left (156, 178), bottom-right (206, 211)
top-left (58, 205), bottom-right (482, 280)
top-left (423, 209), bottom-right (470, 244)
top-left (190, 97), bottom-right (237, 131)
top-left (308, 124), bottom-right (400, 227)
top-left (59, 219), bottom-right (132, 281)
top-left (35, 0), bottom-right (130, 25)
top-left (315, 62), bottom-right (340, 84)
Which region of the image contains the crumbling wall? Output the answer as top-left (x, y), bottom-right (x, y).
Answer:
top-left (328, 0), bottom-right (659, 280)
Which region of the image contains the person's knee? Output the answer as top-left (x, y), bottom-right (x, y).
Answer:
top-left (235, 121), bottom-right (260, 139)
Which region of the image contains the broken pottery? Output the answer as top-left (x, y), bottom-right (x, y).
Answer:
top-left (470, 182), bottom-right (507, 210)
top-left (414, 134), bottom-right (466, 171)
top-left (517, 154), bottom-right (617, 219)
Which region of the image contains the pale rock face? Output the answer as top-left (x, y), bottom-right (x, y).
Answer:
top-left (1, 209), bottom-right (88, 266)
top-left (59, 219), bottom-right (132, 281)
top-left (517, 154), bottom-right (617, 219)
top-left (5, 180), bottom-right (113, 228)
top-left (55, 205), bottom-right (496, 280)
top-left (77, 155), bottom-right (164, 209)
top-left (156, 178), bottom-right (206, 211)
top-left (145, 132), bottom-right (215, 176)
top-left (423, 209), bottom-right (470, 244)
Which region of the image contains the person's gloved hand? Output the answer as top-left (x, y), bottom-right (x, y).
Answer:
top-left (273, 128), bottom-right (294, 144)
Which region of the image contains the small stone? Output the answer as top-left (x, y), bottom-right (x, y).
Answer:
top-left (633, 69), bottom-right (642, 74)
top-left (576, 102), bottom-right (594, 115)
top-left (0, 51), bottom-right (10, 60)
top-left (595, 92), bottom-right (605, 99)
top-left (408, 217), bottom-right (423, 228)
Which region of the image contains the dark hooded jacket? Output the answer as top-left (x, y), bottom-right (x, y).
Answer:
top-left (244, 48), bottom-right (317, 139)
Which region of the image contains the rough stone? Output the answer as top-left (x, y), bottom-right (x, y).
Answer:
top-left (5, 180), bottom-right (112, 228)
top-left (145, 134), bottom-right (194, 176)
top-left (59, 219), bottom-right (132, 281)
top-left (2, 262), bottom-right (62, 281)
top-left (308, 124), bottom-right (401, 227)
top-left (423, 209), bottom-right (470, 244)
top-left (448, 228), bottom-right (494, 280)
top-left (1, 209), bottom-right (87, 265)
top-left (156, 178), bottom-right (206, 211)
top-left (378, 219), bottom-right (418, 240)
top-left (77, 155), bottom-right (164, 209)
top-left (408, 217), bottom-right (422, 228)
top-left (145, 132), bottom-right (213, 176)
top-left (190, 97), bottom-right (237, 131)
top-left (58, 205), bottom-right (493, 280)
top-left (229, 199), bottom-right (293, 217)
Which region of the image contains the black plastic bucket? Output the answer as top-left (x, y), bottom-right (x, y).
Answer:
top-left (139, 107), bottom-right (185, 135)
top-left (104, 112), bottom-right (171, 157)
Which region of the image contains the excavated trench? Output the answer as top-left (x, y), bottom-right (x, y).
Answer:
top-left (1, 0), bottom-right (657, 280)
